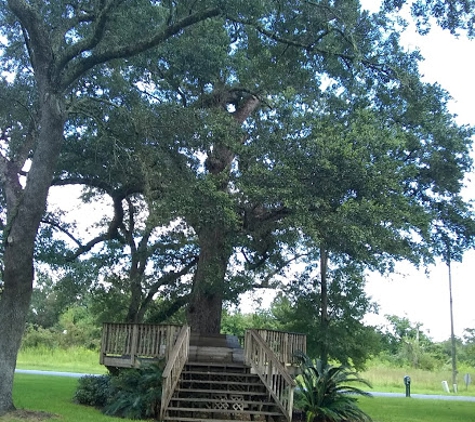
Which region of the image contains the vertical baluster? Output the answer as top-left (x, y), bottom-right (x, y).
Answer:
top-left (130, 324), bottom-right (138, 367)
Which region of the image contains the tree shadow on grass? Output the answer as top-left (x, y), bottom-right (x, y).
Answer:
top-left (0, 410), bottom-right (58, 421)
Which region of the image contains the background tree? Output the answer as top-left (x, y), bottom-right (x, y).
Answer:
top-left (269, 263), bottom-right (381, 370)
top-left (0, 0), bottom-right (223, 413)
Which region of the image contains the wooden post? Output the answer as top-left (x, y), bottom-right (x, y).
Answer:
top-left (283, 333), bottom-right (289, 366)
top-left (99, 323), bottom-right (108, 365)
top-left (130, 324), bottom-right (139, 367)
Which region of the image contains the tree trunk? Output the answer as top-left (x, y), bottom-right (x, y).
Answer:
top-left (186, 95), bottom-right (260, 334)
top-left (0, 91), bottom-right (65, 415)
top-left (125, 272), bottom-right (144, 323)
top-left (318, 245), bottom-right (330, 367)
top-left (187, 225), bottom-right (231, 334)
top-left (0, 260), bottom-right (33, 414)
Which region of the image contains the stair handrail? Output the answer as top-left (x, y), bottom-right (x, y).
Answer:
top-left (244, 329), bottom-right (296, 422)
top-left (160, 325), bottom-right (190, 421)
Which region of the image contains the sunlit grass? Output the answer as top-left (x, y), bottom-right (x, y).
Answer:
top-left (361, 362), bottom-right (475, 396)
top-left (0, 375), bottom-right (134, 422)
top-left (3, 374), bottom-right (474, 422)
top-left (358, 396), bottom-right (475, 422)
top-left (17, 346), bottom-right (105, 374)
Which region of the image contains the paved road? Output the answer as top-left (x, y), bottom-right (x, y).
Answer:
top-left (16, 369), bottom-right (475, 402)
top-left (371, 391), bottom-right (475, 402)
top-left (15, 369), bottom-right (98, 378)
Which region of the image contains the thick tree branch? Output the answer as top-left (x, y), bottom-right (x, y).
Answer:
top-left (252, 253), bottom-right (309, 289)
top-left (140, 257), bottom-right (198, 315)
top-left (148, 295), bottom-right (190, 323)
top-left (60, 7), bottom-right (222, 89)
top-left (55, 0), bottom-right (116, 78)
top-left (7, 0), bottom-right (53, 80)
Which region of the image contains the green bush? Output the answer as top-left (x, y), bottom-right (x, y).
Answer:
top-left (75, 375), bottom-right (111, 407)
top-left (21, 325), bottom-right (59, 349)
top-left (103, 362), bottom-right (164, 420)
top-left (56, 306), bottom-right (102, 350)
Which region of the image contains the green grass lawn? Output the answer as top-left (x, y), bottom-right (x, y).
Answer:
top-left (3, 373), bottom-right (475, 422)
top-left (16, 346), bottom-right (105, 374)
top-left (361, 364), bottom-right (475, 396)
top-left (359, 396), bottom-right (475, 422)
top-left (15, 346), bottom-right (475, 397)
top-left (1, 374), bottom-right (134, 422)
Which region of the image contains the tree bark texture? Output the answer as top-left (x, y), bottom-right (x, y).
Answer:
top-left (0, 91), bottom-right (65, 414)
top-left (187, 225), bottom-right (231, 334)
top-left (186, 96), bottom-right (259, 334)
top-left (319, 245), bottom-right (330, 367)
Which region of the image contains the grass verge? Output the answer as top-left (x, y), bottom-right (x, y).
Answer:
top-left (361, 364), bottom-right (475, 396)
top-left (16, 347), bottom-right (104, 374)
top-left (1, 374), bottom-right (133, 422)
top-left (359, 396), bottom-right (475, 422)
top-left (3, 373), bottom-right (475, 422)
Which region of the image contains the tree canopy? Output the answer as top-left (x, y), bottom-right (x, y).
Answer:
top-left (1, 0), bottom-right (474, 414)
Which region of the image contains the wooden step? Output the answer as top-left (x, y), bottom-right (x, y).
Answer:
top-left (185, 361), bottom-right (248, 373)
top-left (166, 407), bottom-right (282, 417)
top-left (179, 381), bottom-right (264, 390)
top-left (185, 361), bottom-right (249, 370)
top-left (180, 378), bottom-right (261, 386)
top-left (189, 333), bottom-right (241, 348)
top-left (164, 418), bottom-right (270, 422)
top-left (182, 370), bottom-right (257, 377)
top-left (170, 397), bottom-right (276, 406)
top-left (174, 387), bottom-right (269, 396)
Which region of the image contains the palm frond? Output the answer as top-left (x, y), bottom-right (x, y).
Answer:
top-left (293, 353), bottom-right (373, 422)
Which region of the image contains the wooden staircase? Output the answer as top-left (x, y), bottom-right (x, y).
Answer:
top-left (163, 361), bottom-right (286, 422)
top-left (100, 324), bottom-right (306, 422)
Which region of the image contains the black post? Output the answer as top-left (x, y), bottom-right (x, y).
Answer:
top-left (404, 375), bottom-right (411, 397)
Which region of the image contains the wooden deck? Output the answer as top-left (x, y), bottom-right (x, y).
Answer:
top-left (100, 323), bottom-right (182, 368)
top-left (100, 323), bottom-right (306, 369)
top-left (100, 323), bottom-right (306, 422)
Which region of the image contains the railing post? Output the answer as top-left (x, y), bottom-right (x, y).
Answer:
top-left (99, 323), bottom-right (108, 365)
top-left (130, 324), bottom-right (139, 367)
top-left (283, 332), bottom-right (289, 366)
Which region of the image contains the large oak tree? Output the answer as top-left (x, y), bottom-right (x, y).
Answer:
top-left (1, 1), bottom-right (474, 415)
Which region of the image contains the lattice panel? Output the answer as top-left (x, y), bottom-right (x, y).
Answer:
top-left (228, 382), bottom-right (248, 392)
top-left (210, 394), bottom-right (229, 410)
top-left (230, 394), bottom-right (246, 411)
top-left (227, 375), bottom-right (248, 383)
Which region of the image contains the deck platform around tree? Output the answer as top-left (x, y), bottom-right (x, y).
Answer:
top-left (100, 322), bottom-right (306, 369)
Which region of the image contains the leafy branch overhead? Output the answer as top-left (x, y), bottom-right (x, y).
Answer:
top-left (1, 1), bottom-right (475, 414)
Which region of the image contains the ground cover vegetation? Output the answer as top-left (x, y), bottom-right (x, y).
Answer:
top-left (2, 0), bottom-right (475, 416)
top-left (4, 373), bottom-right (475, 422)
top-left (74, 363), bottom-right (164, 420)
top-left (19, 300), bottom-right (475, 391)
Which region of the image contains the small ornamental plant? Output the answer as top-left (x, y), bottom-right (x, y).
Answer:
top-left (294, 352), bottom-right (373, 422)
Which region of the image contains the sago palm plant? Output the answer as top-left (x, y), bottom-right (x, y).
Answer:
top-left (294, 352), bottom-right (373, 422)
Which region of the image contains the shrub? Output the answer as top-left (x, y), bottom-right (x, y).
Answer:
top-left (21, 325), bottom-right (59, 349)
top-left (103, 362), bottom-right (164, 419)
top-left (294, 352), bottom-right (373, 422)
top-left (75, 375), bottom-right (111, 407)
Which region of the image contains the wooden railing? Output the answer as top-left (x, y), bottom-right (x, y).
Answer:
top-left (160, 325), bottom-right (190, 421)
top-left (253, 329), bottom-right (306, 366)
top-left (244, 329), bottom-right (296, 422)
top-left (100, 323), bottom-right (181, 368)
